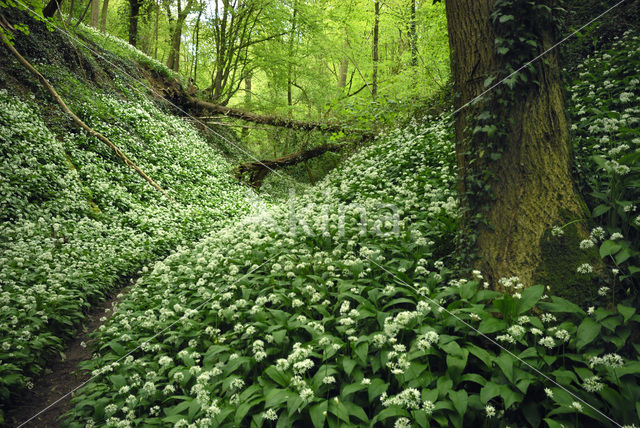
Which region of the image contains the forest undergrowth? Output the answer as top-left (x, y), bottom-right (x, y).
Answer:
top-left (1, 8), bottom-right (640, 428)
top-left (54, 29), bottom-right (640, 428)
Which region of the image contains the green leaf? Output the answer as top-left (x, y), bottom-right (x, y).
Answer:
top-left (188, 399), bottom-right (201, 421)
top-left (499, 14), bottom-right (514, 23)
top-left (480, 382), bottom-right (500, 403)
top-left (328, 399), bottom-right (350, 423)
top-left (618, 304), bottom-right (636, 323)
top-left (576, 317), bottom-right (601, 351)
top-left (495, 352), bottom-right (514, 382)
top-left (478, 317), bottom-right (507, 334)
top-left (355, 342), bottom-right (368, 365)
top-left (309, 401), bottom-right (327, 428)
top-left (615, 248), bottom-right (631, 264)
top-left (368, 378), bottom-right (389, 402)
top-left (591, 204), bottom-right (611, 217)
top-left (343, 401), bottom-right (368, 422)
top-left (600, 240), bottom-right (622, 258)
top-left (467, 344), bottom-right (494, 369)
top-left (517, 284), bottom-right (544, 314)
top-left (264, 366), bottom-right (289, 387)
top-left (437, 376), bottom-right (453, 399)
top-left (448, 390), bottom-right (468, 416)
top-left (538, 296), bottom-right (585, 316)
top-left (341, 382), bottom-right (367, 398)
top-left (264, 388), bottom-right (290, 408)
top-left (341, 357), bottom-right (356, 377)
top-left (544, 418), bottom-right (566, 428)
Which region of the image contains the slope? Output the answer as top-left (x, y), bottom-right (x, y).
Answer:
top-left (0, 7), bottom-right (258, 421)
top-left (62, 29), bottom-right (640, 428)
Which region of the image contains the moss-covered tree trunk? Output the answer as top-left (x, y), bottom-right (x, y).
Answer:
top-left (445, 0), bottom-right (592, 292)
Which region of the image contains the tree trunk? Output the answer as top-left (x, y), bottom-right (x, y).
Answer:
top-left (192, 5), bottom-right (203, 82)
top-left (445, 0), bottom-right (592, 293)
top-left (167, 27), bottom-right (182, 71)
top-left (90, 0), bottom-right (99, 28)
top-left (372, 0), bottom-right (379, 100)
top-left (167, 0), bottom-right (193, 72)
top-left (153, 2), bottom-right (159, 59)
top-left (66, 0), bottom-right (75, 25)
top-left (338, 58), bottom-right (348, 88)
top-left (410, 0), bottom-right (417, 67)
top-left (99, 0), bottom-right (108, 33)
top-left (287, 0), bottom-right (297, 108)
top-left (43, 0), bottom-right (63, 18)
top-left (128, 0), bottom-right (141, 47)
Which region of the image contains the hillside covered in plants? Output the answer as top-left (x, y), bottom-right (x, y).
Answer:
top-left (1, 0), bottom-right (640, 427)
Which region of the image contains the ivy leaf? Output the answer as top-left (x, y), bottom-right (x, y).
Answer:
top-left (499, 14), bottom-right (514, 23)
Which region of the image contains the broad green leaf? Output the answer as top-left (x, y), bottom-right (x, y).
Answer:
top-left (591, 204), bottom-right (611, 217)
top-left (517, 284), bottom-right (545, 314)
top-left (576, 317), bottom-right (601, 351)
top-left (309, 401), bottom-right (327, 428)
top-left (479, 317), bottom-right (507, 334)
top-left (448, 389), bottom-right (468, 416)
top-left (355, 342), bottom-right (368, 365)
top-left (341, 382), bottom-right (367, 397)
top-left (368, 378), bottom-right (389, 402)
top-left (480, 382), bottom-right (500, 403)
top-left (600, 240), bottom-right (621, 258)
top-left (617, 304), bottom-right (636, 323)
top-left (264, 388), bottom-right (289, 408)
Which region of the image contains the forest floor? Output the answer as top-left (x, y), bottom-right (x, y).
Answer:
top-left (6, 286), bottom-right (131, 428)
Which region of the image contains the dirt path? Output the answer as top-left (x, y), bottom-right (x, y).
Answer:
top-left (6, 287), bottom-right (130, 427)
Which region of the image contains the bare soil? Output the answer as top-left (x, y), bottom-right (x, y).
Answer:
top-left (6, 287), bottom-right (129, 428)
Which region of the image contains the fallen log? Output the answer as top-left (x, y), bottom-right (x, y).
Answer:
top-left (234, 144), bottom-right (343, 189)
top-left (159, 79), bottom-right (374, 138)
top-left (188, 96), bottom-right (375, 138)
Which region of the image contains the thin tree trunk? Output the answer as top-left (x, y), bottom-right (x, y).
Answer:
top-left (445, 0), bottom-right (590, 292)
top-left (287, 0), bottom-right (297, 108)
top-left (372, 0), bottom-right (379, 100)
top-left (410, 0), bottom-right (417, 67)
top-left (74, 0), bottom-right (91, 28)
top-left (338, 58), bottom-right (348, 88)
top-left (128, 0), bottom-right (141, 47)
top-left (192, 5), bottom-right (203, 82)
top-left (90, 0), bottom-right (99, 28)
top-left (241, 72), bottom-right (252, 139)
top-left (153, 2), bottom-right (159, 59)
top-left (99, 0), bottom-right (108, 33)
top-left (66, 0), bottom-right (75, 25)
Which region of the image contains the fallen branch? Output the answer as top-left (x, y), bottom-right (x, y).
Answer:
top-left (0, 27), bottom-right (171, 199)
top-left (234, 144), bottom-right (343, 189)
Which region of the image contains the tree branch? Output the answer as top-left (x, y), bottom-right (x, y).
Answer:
top-left (1, 28), bottom-right (171, 199)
